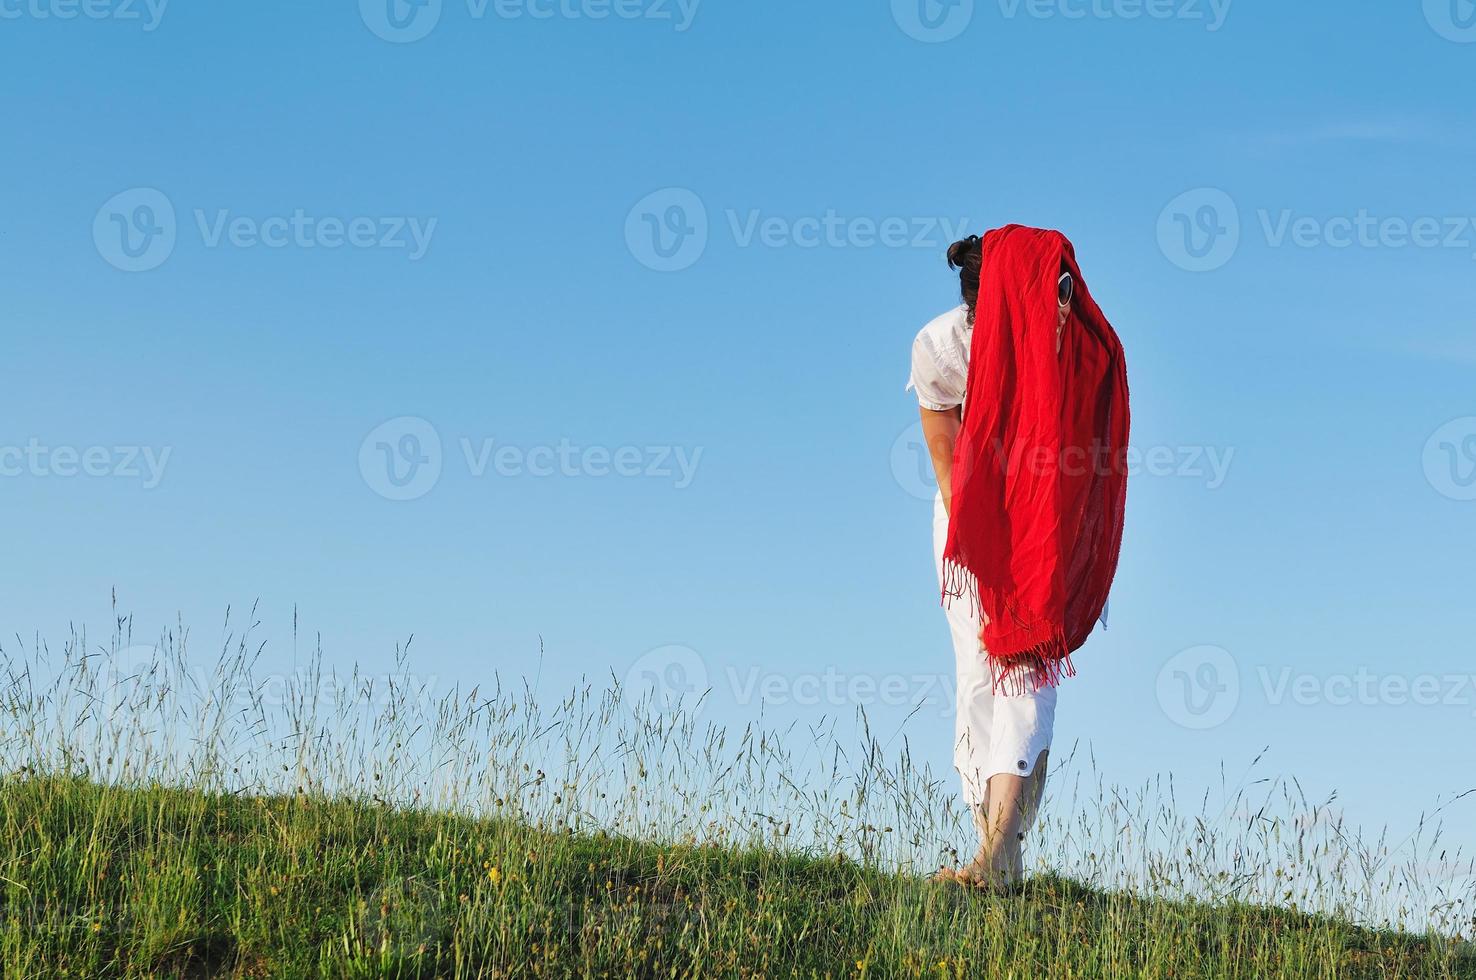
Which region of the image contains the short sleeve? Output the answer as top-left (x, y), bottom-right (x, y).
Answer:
top-left (907, 329), bottom-right (965, 412)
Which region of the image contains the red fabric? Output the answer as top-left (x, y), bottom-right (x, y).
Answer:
top-left (941, 225), bottom-right (1130, 692)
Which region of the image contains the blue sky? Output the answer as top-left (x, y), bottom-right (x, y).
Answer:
top-left (3, 0), bottom-right (1475, 870)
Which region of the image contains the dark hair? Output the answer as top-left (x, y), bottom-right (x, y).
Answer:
top-left (947, 235), bottom-right (982, 322)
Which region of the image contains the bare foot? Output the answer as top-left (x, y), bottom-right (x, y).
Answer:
top-left (954, 850), bottom-right (1020, 894)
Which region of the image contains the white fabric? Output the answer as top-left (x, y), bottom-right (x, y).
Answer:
top-left (906, 305), bottom-right (972, 412)
top-left (932, 491), bottom-right (1056, 829)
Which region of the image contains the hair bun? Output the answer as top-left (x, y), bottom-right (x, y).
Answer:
top-left (947, 234), bottom-right (982, 271)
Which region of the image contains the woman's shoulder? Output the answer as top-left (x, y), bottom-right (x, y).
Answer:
top-left (908, 306), bottom-right (971, 407)
top-left (912, 305), bottom-right (971, 357)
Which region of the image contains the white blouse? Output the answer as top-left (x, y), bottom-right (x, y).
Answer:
top-left (906, 305), bottom-right (972, 412)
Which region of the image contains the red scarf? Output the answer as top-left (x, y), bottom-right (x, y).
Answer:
top-left (941, 226), bottom-right (1130, 692)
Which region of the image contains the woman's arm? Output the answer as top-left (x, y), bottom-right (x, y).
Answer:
top-left (920, 405), bottom-right (962, 515)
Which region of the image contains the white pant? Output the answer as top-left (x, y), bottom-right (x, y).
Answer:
top-left (933, 494), bottom-right (1056, 829)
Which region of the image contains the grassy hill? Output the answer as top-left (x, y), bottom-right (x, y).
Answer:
top-left (2, 617), bottom-right (1472, 977)
top-left (2, 776), bottom-right (1471, 979)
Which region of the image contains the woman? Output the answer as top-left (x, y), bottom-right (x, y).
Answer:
top-left (909, 227), bottom-right (1128, 891)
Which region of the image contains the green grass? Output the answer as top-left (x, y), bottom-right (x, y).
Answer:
top-left (2, 607), bottom-right (1474, 977)
top-left (2, 776), bottom-right (1472, 979)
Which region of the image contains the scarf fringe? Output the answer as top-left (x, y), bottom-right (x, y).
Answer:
top-left (940, 557), bottom-right (980, 618)
top-left (940, 558), bottom-right (1075, 694)
top-left (989, 637), bottom-right (1075, 696)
